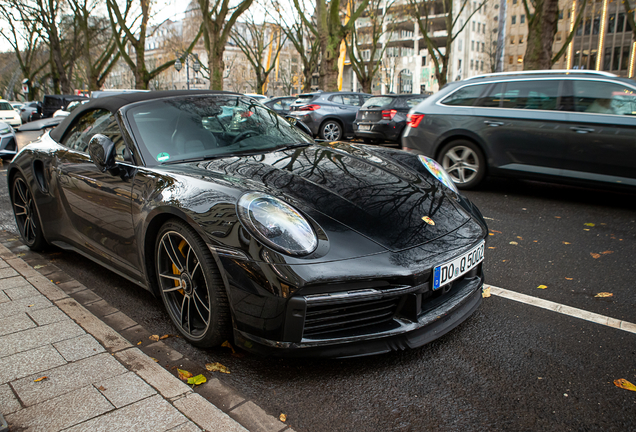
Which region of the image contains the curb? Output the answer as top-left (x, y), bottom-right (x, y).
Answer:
top-left (0, 233), bottom-right (293, 432)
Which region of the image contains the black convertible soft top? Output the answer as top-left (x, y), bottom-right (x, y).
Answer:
top-left (49, 90), bottom-right (239, 142)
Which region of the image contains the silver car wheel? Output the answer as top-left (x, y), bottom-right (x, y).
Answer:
top-left (322, 122), bottom-right (341, 141)
top-left (441, 145), bottom-right (480, 185)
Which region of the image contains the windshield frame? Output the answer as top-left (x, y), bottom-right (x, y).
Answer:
top-left (121, 94), bottom-right (315, 167)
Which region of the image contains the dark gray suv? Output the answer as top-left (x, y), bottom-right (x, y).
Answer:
top-left (402, 70), bottom-right (636, 190)
top-left (289, 91), bottom-right (371, 141)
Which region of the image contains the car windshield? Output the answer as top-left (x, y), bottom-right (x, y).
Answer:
top-left (126, 95), bottom-right (314, 165)
top-left (361, 97), bottom-right (393, 108)
top-left (0, 102), bottom-right (13, 111)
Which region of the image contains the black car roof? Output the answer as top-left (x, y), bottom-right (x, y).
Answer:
top-left (50, 90), bottom-right (238, 142)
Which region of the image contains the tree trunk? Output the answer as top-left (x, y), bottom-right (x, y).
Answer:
top-left (524, 0), bottom-right (559, 70)
top-left (209, 47), bottom-right (225, 91)
top-left (359, 77), bottom-right (372, 94)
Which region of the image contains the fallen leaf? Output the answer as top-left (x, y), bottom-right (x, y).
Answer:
top-left (584, 223), bottom-right (595, 227)
top-left (562, 242), bottom-right (570, 245)
top-left (537, 285), bottom-right (548, 289)
top-left (533, 240), bottom-right (538, 242)
top-left (516, 236), bottom-right (523, 240)
top-left (151, 357), bottom-right (159, 363)
top-left (221, 340), bottom-right (236, 354)
top-left (27, 304), bottom-right (35, 307)
top-left (590, 253), bottom-right (601, 259)
top-left (33, 376), bottom-right (47, 382)
top-left (554, 216), bottom-right (561, 219)
top-left (583, 228), bottom-right (590, 231)
top-left (488, 233), bottom-right (494, 236)
top-left (187, 374), bottom-right (207, 386)
top-left (502, 260), bottom-right (507, 262)
top-left (490, 230), bottom-right (502, 234)
top-left (279, 414), bottom-right (287, 422)
top-left (149, 335), bottom-right (160, 342)
top-left (206, 362), bottom-right (231, 374)
top-left (509, 241), bottom-right (518, 245)
top-left (482, 286), bottom-right (491, 298)
top-left (488, 247), bottom-right (496, 249)
top-left (159, 334), bottom-right (170, 340)
top-left (97, 386), bottom-right (106, 391)
top-left (55, 281), bottom-right (60, 284)
top-left (600, 223), bottom-right (606, 225)
top-left (613, 379), bottom-right (636, 392)
top-left (137, 341), bottom-right (142, 345)
top-left (522, 208), bottom-right (527, 210)
top-left (178, 369), bottom-right (193, 380)
top-left (600, 251), bottom-right (613, 255)
top-left (33, 265), bottom-right (45, 269)
top-left (594, 292), bottom-right (613, 298)
top-left (565, 277), bottom-right (573, 280)
top-left (16, 253), bottom-right (25, 257)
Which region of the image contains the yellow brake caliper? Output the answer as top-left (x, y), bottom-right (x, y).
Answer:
top-left (172, 239), bottom-right (188, 294)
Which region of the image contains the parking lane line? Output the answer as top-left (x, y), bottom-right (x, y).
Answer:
top-left (486, 284), bottom-right (636, 335)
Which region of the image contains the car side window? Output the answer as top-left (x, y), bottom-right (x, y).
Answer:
top-left (405, 97), bottom-right (426, 108)
top-left (498, 80), bottom-right (560, 110)
top-left (442, 84), bottom-right (487, 106)
top-left (272, 101), bottom-right (284, 111)
top-left (568, 80), bottom-right (636, 116)
top-left (342, 94), bottom-right (362, 106)
top-left (61, 109), bottom-right (126, 160)
top-left (329, 95), bottom-right (344, 104)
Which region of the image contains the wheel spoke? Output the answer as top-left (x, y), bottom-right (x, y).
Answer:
top-left (162, 236), bottom-right (184, 272)
top-left (16, 182), bottom-right (28, 204)
top-left (192, 291), bottom-right (209, 326)
top-left (186, 246), bottom-right (193, 275)
top-left (447, 150), bottom-right (461, 164)
top-left (194, 289), bottom-right (210, 314)
top-left (190, 262), bottom-right (201, 278)
top-left (180, 294), bottom-right (189, 330)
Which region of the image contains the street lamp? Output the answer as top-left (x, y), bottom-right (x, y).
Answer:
top-left (174, 54), bottom-right (201, 90)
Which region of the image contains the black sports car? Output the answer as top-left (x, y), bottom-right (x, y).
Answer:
top-left (8, 91), bottom-right (488, 358)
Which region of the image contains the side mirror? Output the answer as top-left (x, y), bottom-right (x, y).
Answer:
top-left (88, 134), bottom-right (117, 173)
top-left (285, 115), bottom-right (313, 137)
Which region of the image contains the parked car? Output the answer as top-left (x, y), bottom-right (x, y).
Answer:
top-left (0, 100), bottom-right (22, 128)
top-left (244, 93), bottom-right (268, 101)
top-left (53, 100), bottom-right (89, 118)
top-left (289, 91), bottom-right (371, 141)
top-left (402, 70), bottom-right (636, 190)
top-left (20, 101), bottom-right (41, 123)
top-left (41, 94), bottom-right (89, 119)
top-left (0, 121), bottom-right (18, 160)
top-left (8, 90), bottom-right (487, 357)
top-left (91, 89), bottom-right (149, 98)
top-left (11, 102), bottom-right (24, 112)
top-left (354, 94), bottom-right (429, 143)
top-left (263, 96), bottom-right (296, 116)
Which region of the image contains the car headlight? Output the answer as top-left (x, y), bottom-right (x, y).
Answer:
top-left (418, 155), bottom-right (459, 193)
top-left (0, 126), bottom-right (10, 134)
top-left (237, 192), bottom-right (318, 256)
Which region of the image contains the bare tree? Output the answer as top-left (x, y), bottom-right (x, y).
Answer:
top-left (293, 0), bottom-right (370, 91)
top-left (346, 0), bottom-right (395, 93)
top-left (230, 15), bottom-right (288, 95)
top-left (107, 0), bottom-right (202, 89)
top-left (624, 0), bottom-right (636, 40)
top-left (196, 0), bottom-right (255, 90)
top-left (0, 3), bottom-right (48, 100)
top-left (522, 0), bottom-right (587, 69)
top-left (408, 0), bottom-right (485, 87)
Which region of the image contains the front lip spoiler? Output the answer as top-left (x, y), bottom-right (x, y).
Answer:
top-left (233, 275), bottom-right (484, 358)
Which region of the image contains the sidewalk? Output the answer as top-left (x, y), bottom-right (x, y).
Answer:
top-left (0, 241), bottom-right (288, 432)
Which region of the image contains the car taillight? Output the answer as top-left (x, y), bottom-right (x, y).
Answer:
top-left (382, 109), bottom-right (397, 120)
top-left (299, 104), bottom-right (321, 111)
top-left (406, 113), bottom-right (425, 128)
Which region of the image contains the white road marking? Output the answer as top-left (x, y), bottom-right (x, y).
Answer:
top-left (486, 284), bottom-right (636, 335)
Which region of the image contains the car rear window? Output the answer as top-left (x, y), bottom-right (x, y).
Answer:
top-left (404, 97), bottom-right (427, 108)
top-left (362, 97), bottom-right (393, 108)
top-left (441, 84), bottom-right (487, 106)
top-left (294, 94), bottom-right (316, 104)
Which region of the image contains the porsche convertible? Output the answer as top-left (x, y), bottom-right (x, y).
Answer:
top-left (8, 91), bottom-right (488, 358)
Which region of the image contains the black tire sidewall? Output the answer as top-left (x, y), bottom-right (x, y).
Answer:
top-left (438, 140), bottom-right (486, 190)
top-left (155, 219), bottom-right (231, 347)
top-left (11, 173), bottom-right (47, 250)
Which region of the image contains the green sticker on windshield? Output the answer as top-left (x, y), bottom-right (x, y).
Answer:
top-left (157, 152), bottom-right (170, 162)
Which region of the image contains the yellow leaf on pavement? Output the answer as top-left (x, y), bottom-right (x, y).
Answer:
top-left (590, 253), bottom-right (601, 259)
top-left (490, 229), bottom-right (502, 234)
top-left (187, 374), bottom-right (207, 386)
top-left (137, 341), bottom-right (142, 345)
top-left (516, 236), bottom-right (523, 240)
top-left (583, 228), bottom-right (590, 231)
top-left (151, 357), bottom-right (159, 363)
top-left (221, 340), bottom-right (236, 354)
top-left (600, 251), bottom-right (613, 255)
top-left (613, 379), bottom-right (636, 392)
top-left (177, 369), bottom-right (193, 380)
top-left (584, 223), bottom-right (595, 227)
top-left (279, 414), bottom-right (287, 422)
top-left (488, 247), bottom-right (496, 249)
top-left (206, 362), bottom-right (231, 374)
top-left (565, 277), bottom-right (573, 280)
top-left (594, 292), bottom-right (613, 298)
top-left (537, 285), bottom-right (548, 289)
top-left (482, 286), bottom-right (491, 298)
top-left (509, 241), bottom-right (518, 245)
top-left (33, 376), bottom-right (47, 382)
top-left (562, 242), bottom-right (570, 245)
top-left (159, 334), bottom-right (170, 340)
top-left (149, 335), bottom-right (160, 342)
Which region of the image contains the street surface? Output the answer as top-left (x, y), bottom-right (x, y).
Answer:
top-left (2, 130), bottom-right (634, 431)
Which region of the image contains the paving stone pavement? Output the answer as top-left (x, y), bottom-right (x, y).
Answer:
top-left (0, 239), bottom-right (292, 432)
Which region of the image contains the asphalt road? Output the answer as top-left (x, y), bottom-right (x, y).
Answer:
top-left (2, 131), bottom-right (635, 431)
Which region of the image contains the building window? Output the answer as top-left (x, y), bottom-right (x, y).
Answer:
top-left (470, 59), bottom-right (474, 70)
top-left (520, 14), bottom-right (525, 24)
top-left (459, 39), bottom-right (463, 51)
top-left (509, 55), bottom-right (513, 65)
top-left (517, 56), bottom-right (523, 64)
top-left (472, 21), bottom-right (476, 31)
top-left (481, 60), bottom-right (484, 71)
top-left (478, 23), bottom-right (481, 32)
top-left (481, 42), bottom-right (484, 52)
top-left (512, 15), bottom-right (516, 25)
top-left (471, 40), bottom-right (475, 51)
top-left (519, 35), bottom-right (524, 44)
top-left (513, 0), bottom-right (517, 4)
top-left (511, 36), bottom-right (515, 44)
top-left (556, 32), bottom-right (562, 41)
top-left (458, 59), bottom-right (462, 70)
top-left (559, 10), bottom-right (563, 20)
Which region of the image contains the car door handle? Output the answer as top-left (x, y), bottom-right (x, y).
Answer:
top-left (570, 126), bottom-right (594, 134)
top-left (484, 120), bottom-right (504, 127)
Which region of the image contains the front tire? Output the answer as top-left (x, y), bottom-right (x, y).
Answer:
top-left (11, 173), bottom-right (47, 251)
top-left (439, 140), bottom-right (486, 189)
top-left (320, 120), bottom-right (342, 141)
top-left (155, 219), bottom-right (230, 347)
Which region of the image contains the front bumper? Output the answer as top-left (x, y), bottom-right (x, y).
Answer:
top-left (0, 134), bottom-right (17, 157)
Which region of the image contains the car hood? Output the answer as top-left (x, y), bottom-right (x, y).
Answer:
top-left (165, 142), bottom-right (472, 252)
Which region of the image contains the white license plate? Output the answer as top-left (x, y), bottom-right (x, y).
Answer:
top-left (433, 241), bottom-right (485, 290)
top-left (358, 124), bottom-right (371, 131)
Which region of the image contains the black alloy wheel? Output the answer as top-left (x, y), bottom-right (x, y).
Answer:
top-left (320, 120), bottom-right (342, 141)
top-left (12, 174), bottom-right (47, 250)
top-left (155, 219), bottom-right (230, 347)
top-left (439, 140), bottom-right (486, 190)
